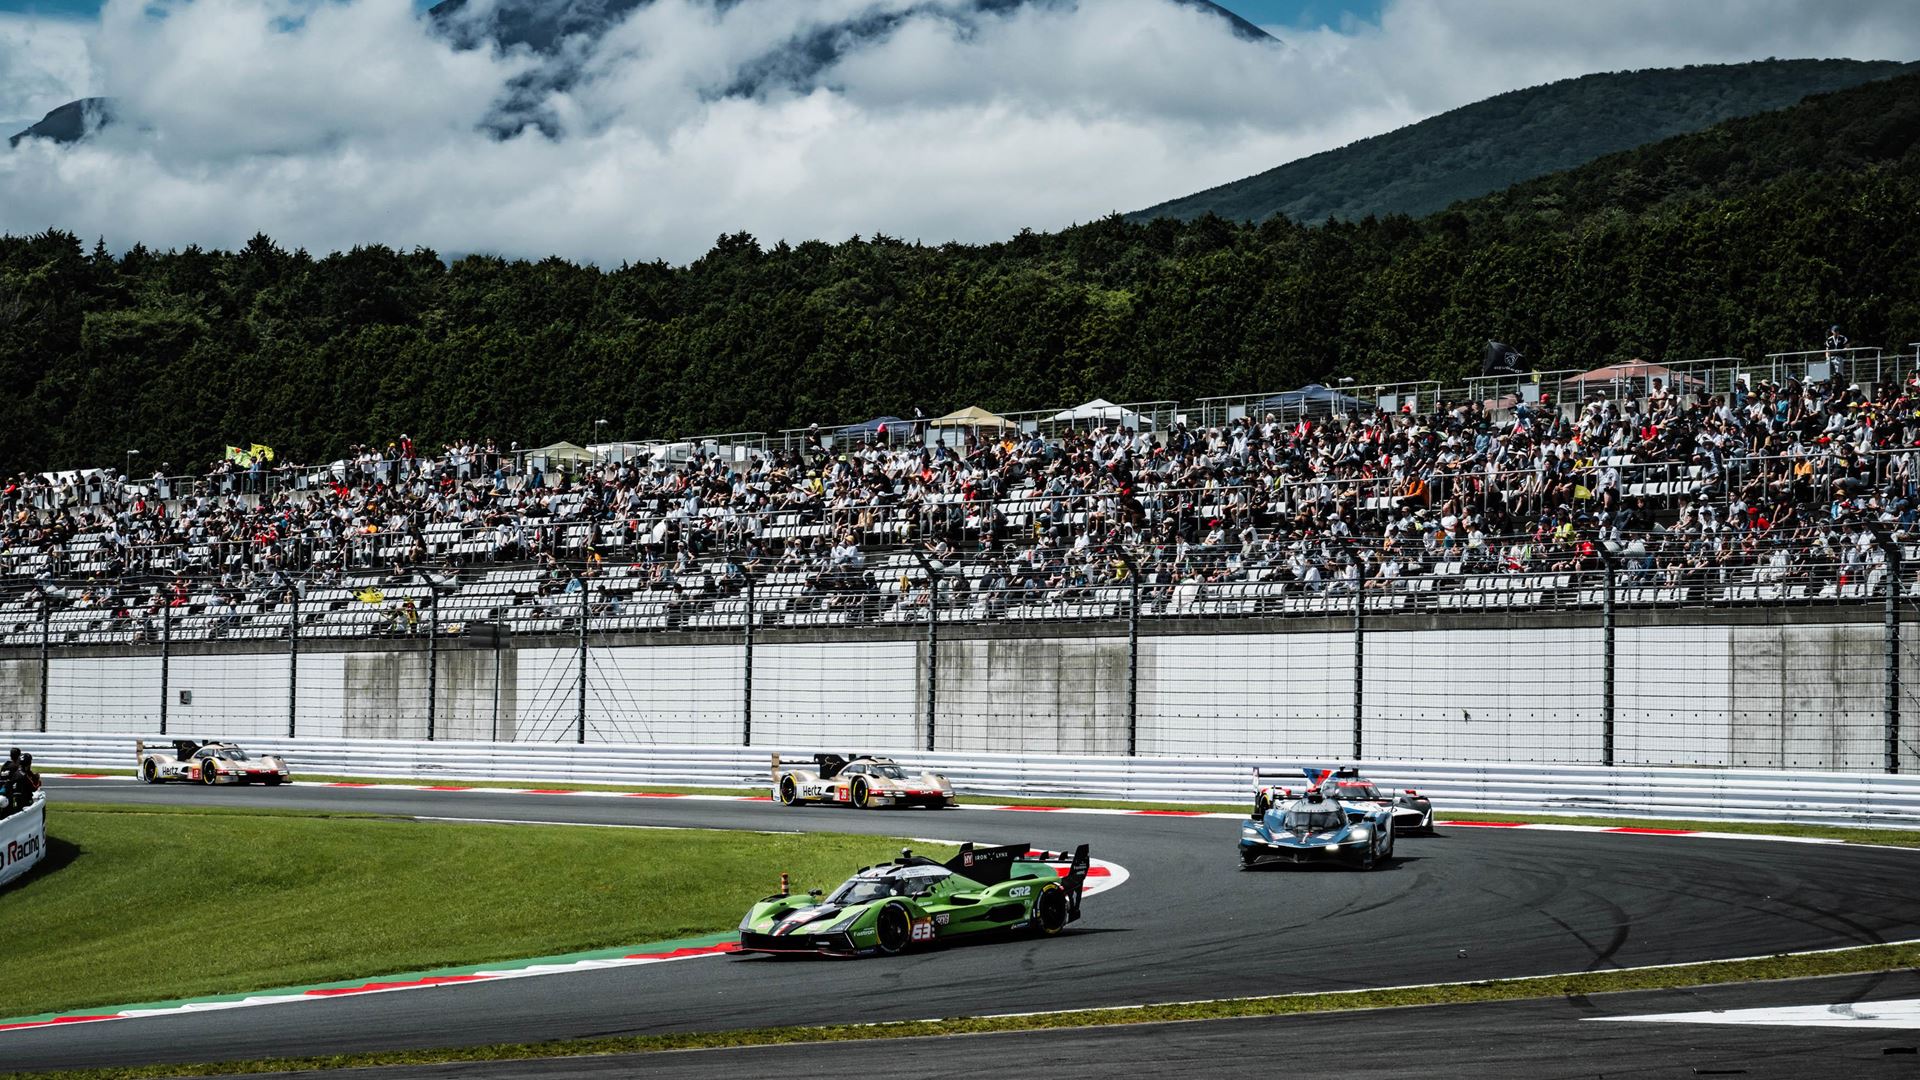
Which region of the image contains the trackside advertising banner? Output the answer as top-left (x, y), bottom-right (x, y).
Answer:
top-left (0, 792), bottom-right (46, 889)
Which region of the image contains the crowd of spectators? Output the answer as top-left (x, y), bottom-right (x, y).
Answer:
top-left (3, 360), bottom-right (1919, 629)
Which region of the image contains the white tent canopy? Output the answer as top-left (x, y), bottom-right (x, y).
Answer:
top-left (1047, 398), bottom-right (1155, 427)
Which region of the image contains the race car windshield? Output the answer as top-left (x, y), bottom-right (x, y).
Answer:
top-left (1330, 783), bottom-right (1380, 800)
top-left (215, 750), bottom-right (251, 761)
top-left (864, 765), bottom-right (908, 779)
top-left (827, 878), bottom-right (908, 905)
top-left (827, 868), bottom-right (948, 905)
top-left (1282, 809), bottom-right (1345, 831)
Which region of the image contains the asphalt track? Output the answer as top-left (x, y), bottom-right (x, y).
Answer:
top-left (251, 970), bottom-right (1920, 1080)
top-left (12, 778), bottom-right (1920, 1073)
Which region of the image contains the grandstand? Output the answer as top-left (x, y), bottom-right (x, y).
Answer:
top-left (3, 344), bottom-right (1917, 647)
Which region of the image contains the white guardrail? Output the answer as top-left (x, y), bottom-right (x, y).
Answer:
top-left (8, 732), bottom-right (1920, 828)
top-left (1, 791), bottom-right (48, 889)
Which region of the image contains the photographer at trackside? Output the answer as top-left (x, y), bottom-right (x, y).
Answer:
top-left (2, 749), bottom-right (38, 818)
top-left (0, 746), bottom-right (17, 817)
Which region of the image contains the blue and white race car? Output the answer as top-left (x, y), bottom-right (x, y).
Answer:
top-left (1239, 787), bottom-right (1395, 870)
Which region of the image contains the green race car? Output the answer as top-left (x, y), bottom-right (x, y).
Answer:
top-left (738, 842), bottom-right (1090, 957)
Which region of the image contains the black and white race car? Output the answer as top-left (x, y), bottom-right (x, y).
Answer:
top-left (1253, 767), bottom-right (1433, 834)
top-left (137, 740), bottom-right (291, 786)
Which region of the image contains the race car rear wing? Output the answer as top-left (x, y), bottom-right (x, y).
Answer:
top-left (945, 842), bottom-right (1091, 916)
top-left (135, 739), bottom-right (205, 763)
top-left (770, 752), bottom-right (857, 783)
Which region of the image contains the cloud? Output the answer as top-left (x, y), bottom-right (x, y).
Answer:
top-left (1, 0), bottom-right (1917, 264)
top-left (0, 11), bottom-right (96, 124)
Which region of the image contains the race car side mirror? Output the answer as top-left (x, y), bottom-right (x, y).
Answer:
top-left (807, 889), bottom-right (823, 898)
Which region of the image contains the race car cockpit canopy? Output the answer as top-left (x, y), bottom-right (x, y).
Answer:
top-left (814, 753), bottom-right (908, 780)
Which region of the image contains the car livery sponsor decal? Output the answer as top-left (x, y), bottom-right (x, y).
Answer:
top-left (1008, 885), bottom-right (1031, 898)
top-left (910, 918), bottom-right (935, 943)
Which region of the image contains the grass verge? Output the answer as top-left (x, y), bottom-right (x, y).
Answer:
top-left (10, 940), bottom-right (1920, 1080)
top-left (0, 802), bottom-right (947, 1021)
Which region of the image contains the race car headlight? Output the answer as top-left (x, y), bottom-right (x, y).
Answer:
top-left (1350, 827), bottom-right (1369, 838)
top-left (823, 911), bottom-right (863, 933)
top-left (1323, 843), bottom-right (1341, 850)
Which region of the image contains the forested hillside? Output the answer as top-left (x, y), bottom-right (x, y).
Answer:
top-left (1133, 58), bottom-right (1916, 225)
top-left (2, 71), bottom-right (1918, 473)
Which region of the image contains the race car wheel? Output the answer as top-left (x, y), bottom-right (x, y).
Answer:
top-left (1380, 827), bottom-right (1395, 861)
top-left (875, 902), bottom-right (911, 955)
top-left (266, 776), bottom-right (283, 787)
top-left (141, 760), bottom-right (158, 784)
top-left (1035, 883), bottom-right (1069, 935)
top-left (1357, 838), bottom-right (1377, 871)
top-left (1251, 792), bottom-right (1268, 819)
top-left (200, 763), bottom-right (219, 786)
top-left (851, 776), bottom-right (871, 809)
top-left (778, 775), bottom-right (798, 806)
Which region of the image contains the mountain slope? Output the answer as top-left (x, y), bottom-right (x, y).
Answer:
top-left (7, 98), bottom-right (113, 149)
top-left (1132, 58), bottom-right (1919, 225)
top-left (1456, 66), bottom-right (1920, 226)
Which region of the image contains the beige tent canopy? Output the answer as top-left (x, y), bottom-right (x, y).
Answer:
top-left (1565, 360), bottom-right (1704, 388)
top-left (929, 405), bottom-right (1016, 429)
top-left (526, 440), bottom-right (595, 463)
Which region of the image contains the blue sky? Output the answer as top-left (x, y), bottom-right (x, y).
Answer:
top-left (0, 0), bottom-right (1386, 28)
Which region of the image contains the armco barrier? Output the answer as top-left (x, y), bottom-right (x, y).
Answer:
top-left (1, 791), bottom-right (48, 889)
top-left (13, 732), bottom-right (1920, 828)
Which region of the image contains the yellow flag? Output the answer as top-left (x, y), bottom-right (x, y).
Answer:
top-left (355, 588), bottom-right (385, 605)
top-left (249, 443), bottom-right (276, 462)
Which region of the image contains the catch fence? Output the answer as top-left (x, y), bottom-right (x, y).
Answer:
top-left (4, 547), bottom-right (1917, 774)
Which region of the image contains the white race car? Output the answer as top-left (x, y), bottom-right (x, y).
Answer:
top-left (771, 753), bottom-right (956, 809)
top-left (137, 740), bottom-right (291, 786)
top-left (1253, 766), bottom-right (1434, 834)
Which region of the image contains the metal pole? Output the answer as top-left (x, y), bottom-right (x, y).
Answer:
top-left (1126, 568), bottom-right (1140, 757)
top-left (491, 624), bottom-right (502, 743)
top-left (159, 601), bottom-right (171, 735)
top-left (743, 576), bottom-right (755, 746)
top-left (576, 575), bottom-right (588, 744)
top-left (288, 591), bottom-right (300, 739)
top-left (1601, 547), bottom-right (1617, 767)
top-left (1351, 569), bottom-right (1364, 760)
top-left (426, 591), bottom-right (438, 742)
top-left (1886, 542), bottom-right (1902, 774)
top-left (37, 600), bottom-right (48, 733)
top-left (926, 572), bottom-right (939, 753)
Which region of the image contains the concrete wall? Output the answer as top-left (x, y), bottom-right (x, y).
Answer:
top-left (0, 610), bottom-right (1912, 771)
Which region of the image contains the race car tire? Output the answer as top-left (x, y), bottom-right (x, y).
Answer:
top-left (851, 776), bottom-right (871, 809)
top-left (875, 902), bottom-right (912, 955)
top-left (1380, 827), bottom-right (1395, 861)
top-left (141, 760), bottom-right (158, 784)
top-left (1251, 792), bottom-right (1268, 819)
top-left (1036, 883), bottom-right (1069, 935)
top-left (1357, 838), bottom-right (1377, 871)
top-left (778, 775), bottom-right (798, 806)
top-left (200, 763), bottom-right (219, 786)
top-left (1238, 849), bottom-right (1259, 870)
top-left (266, 776), bottom-right (283, 787)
